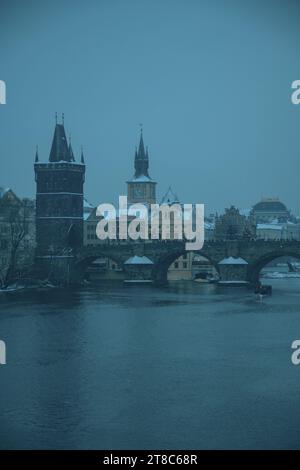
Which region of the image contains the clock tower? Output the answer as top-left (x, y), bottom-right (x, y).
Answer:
top-left (127, 129), bottom-right (156, 205)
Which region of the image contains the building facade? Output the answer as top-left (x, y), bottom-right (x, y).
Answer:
top-left (214, 206), bottom-right (255, 240)
top-left (256, 221), bottom-right (300, 240)
top-left (251, 197), bottom-right (290, 224)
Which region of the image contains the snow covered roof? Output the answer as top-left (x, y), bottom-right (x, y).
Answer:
top-left (0, 187), bottom-right (10, 198)
top-left (52, 161), bottom-right (84, 166)
top-left (84, 198), bottom-right (94, 209)
top-left (253, 199), bottom-right (288, 213)
top-left (127, 175), bottom-right (155, 183)
top-left (83, 212), bottom-right (92, 221)
top-left (124, 255), bottom-right (154, 265)
top-left (287, 221), bottom-right (297, 226)
top-left (257, 224), bottom-right (282, 230)
top-left (218, 257), bottom-right (248, 265)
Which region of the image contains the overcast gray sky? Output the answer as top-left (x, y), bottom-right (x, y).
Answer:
top-left (1, 0), bottom-right (300, 215)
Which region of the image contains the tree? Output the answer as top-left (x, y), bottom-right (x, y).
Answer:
top-left (3, 200), bottom-right (31, 286)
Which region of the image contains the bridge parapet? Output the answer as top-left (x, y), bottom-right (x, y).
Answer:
top-left (73, 239), bottom-right (300, 284)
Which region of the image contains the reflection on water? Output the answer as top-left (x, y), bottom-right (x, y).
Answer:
top-left (0, 279), bottom-right (300, 449)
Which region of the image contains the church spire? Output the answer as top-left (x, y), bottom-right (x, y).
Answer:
top-left (137, 128), bottom-right (146, 159)
top-left (49, 114), bottom-right (71, 162)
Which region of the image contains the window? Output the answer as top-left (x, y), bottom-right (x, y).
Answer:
top-left (174, 262), bottom-right (179, 269)
top-left (183, 262), bottom-right (187, 269)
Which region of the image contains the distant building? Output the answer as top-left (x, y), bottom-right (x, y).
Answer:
top-left (251, 197), bottom-right (290, 224)
top-left (127, 129), bottom-right (156, 206)
top-left (162, 187), bottom-right (215, 280)
top-left (168, 252), bottom-right (193, 280)
top-left (84, 208), bottom-right (123, 277)
top-left (249, 197), bottom-right (299, 240)
top-left (84, 207), bottom-right (100, 247)
top-left (256, 221), bottom-right (300, 240)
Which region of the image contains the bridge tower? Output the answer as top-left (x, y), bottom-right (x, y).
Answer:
top-left (34, 116), bottom-right (85, 283)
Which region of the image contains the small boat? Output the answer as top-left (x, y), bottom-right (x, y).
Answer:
top-left (254, 283), bottom-right (272, 296)
top-left (287, 261), bottom-right (300, 273)
top-left (193, 272), bottom-right (210, 283)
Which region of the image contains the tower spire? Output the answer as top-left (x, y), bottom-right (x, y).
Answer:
top-left (137, 125), bottom-right (146, 159)
top-left (49, 114), bottom-right (71, 162)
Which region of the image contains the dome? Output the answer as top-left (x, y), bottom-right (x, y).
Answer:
top-left (252, 198), bottom-right (288, 213)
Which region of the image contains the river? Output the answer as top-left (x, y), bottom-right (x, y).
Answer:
top-left (0, 278), bottom-right (300, 449)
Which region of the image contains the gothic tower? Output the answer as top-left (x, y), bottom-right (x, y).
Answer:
top-left (127, 129), bottom-right (156, 205)
top-left (34, 116), bottom-right (85, 280)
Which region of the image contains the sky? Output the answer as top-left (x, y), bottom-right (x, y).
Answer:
top-left (1, 0), bottom-right (300, 215)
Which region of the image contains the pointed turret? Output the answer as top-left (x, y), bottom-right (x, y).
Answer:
top-left (49, 115), bottom-right (71, 162)
top-left (137, 130), bottom-right (146, 159)
top-left (81, 146), bottom-right (85, 164)
top-left (161, 186), bottom-right (180, 205)
top-left (68, 136), bottom-right (75, 162)
top-left (35, 145), bottom-right (39, 163)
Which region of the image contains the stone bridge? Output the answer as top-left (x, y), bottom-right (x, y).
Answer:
top-left (70, 239), bottom-right (300, 284)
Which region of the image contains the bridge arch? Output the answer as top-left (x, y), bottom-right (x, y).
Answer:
top-left (75, 251), bottom-right (125, 280)
top-left (154, 249), bottom-right (219, 282)
top-left (248, 251), bottom-right (300, 284)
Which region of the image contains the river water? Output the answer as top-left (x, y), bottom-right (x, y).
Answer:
top-left (0, 279), bottom-right (300, 449)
